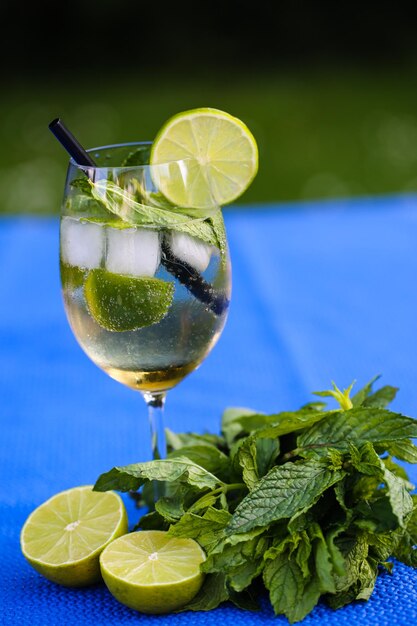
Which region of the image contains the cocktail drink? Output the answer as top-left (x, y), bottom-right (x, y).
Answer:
top-left (61, 145), bottom-right (230, 394)
top-left (61, 216), bottom-right (228, 393)
top-left (56, 109), bottom-right (257, 465)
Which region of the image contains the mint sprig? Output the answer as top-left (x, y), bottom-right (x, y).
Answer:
top-left (94, 377), bottom-right (417, 622)
top-left (67, 175), bottom-right (226, 255)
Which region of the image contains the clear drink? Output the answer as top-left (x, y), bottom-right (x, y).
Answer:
top-left (60, 217), bottom-right (230, 393)
top-left (58, 139), bottom-right (232, 464)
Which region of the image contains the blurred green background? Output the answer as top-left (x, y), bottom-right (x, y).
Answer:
top-left (2, 1), bottom-right (417, 214)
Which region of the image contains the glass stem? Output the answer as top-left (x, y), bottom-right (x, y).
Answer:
top-left (142, 391), bottom-right (167, 461)
top-left (142, 391), bottom-right (167, 503)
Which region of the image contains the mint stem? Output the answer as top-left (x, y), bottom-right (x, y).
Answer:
top-left (209, 483), bottom-right (247, 498)
top-left (224, 483), bottom-right (247, 492)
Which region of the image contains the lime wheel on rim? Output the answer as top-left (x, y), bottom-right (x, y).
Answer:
top-left (150, 107), bottom-right (258, 210)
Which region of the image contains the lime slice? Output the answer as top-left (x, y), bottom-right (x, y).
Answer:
top-left (20, 486), bottom-right (128, 587)
top-left (100, 530), bottom-right (205, 614)
top-left (84, 269), bottom-right (175, 332)
top-left (150, 107), bottom-right (258, 209)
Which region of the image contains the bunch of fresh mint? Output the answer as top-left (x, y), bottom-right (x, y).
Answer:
top-left (94, 378), bottom-right (417, 623)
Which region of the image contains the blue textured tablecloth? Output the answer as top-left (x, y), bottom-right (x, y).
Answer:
top-left (2, 196), bottom-right (417, 625)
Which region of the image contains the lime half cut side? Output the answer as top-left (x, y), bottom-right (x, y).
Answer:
top-left (20, 486), bottom-right (128, 587)
top-left (100, 530), bottom-right (206, 614)
top-left (150, 108), bottom-right (258, 210)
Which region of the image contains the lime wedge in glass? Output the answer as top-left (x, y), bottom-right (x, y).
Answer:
top-left (100, 530), bottom-right (206, 613)
top-left (84, 269), bottom-right (175, 332)
top-left (150, 107), bottom-right (258, 209)
top-left (20, 486), bottom-right (128, 587)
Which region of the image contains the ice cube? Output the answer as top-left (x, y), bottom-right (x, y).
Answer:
top-left (168, 232), bottom-right (214, 273)
top-left (60, 217), bottom-right (104, 269)
top-left (106, 227), bottom-right (161, 277)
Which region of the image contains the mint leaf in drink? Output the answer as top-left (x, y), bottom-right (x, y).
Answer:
top-left (65, 175), bottom-right (110, 219)
top-left (95, 376), bottom-right (417, 622)
top-left (90, 179), bottom-right (224, 252)
top-left (67, 170), bottom-right (228, 257)
top-left (208, 208), bottom-right (227, 258)
top-left (121, 145), bottom-right (151, 166)
top-left (65, 187), bottom-right (110, 219)
top-left (70, 176), bottom-right (91, 193)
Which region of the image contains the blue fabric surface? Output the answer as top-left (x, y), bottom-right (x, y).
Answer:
top-left (2, 196), bottom-right (417, 625)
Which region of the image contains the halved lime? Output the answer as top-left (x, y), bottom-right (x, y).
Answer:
top-left (20, 486), bottom-right (128, 587)
top-left (150, 107), bottom-right (258, 209)
top-left (84, 269), bottom-right (175, 332)
top-left (100, 530), bottom-right (205, 614)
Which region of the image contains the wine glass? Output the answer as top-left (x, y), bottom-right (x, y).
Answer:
top-left (59, 141), bottom-right (231, 472)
